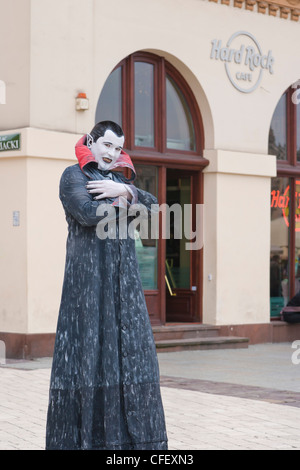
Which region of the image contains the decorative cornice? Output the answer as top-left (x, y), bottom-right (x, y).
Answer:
top-left (209, 0), bottom-right (300, 21)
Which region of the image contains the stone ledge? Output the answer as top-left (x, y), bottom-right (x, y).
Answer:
top-left (1, 320), bottom-right (300, 358)
top-left (156, 336), bottom-right (249, 352)
top-left (203, 149), bottom-right (277, 177)
top-left (219, 321), bottom-right (300, 343)
top-left (0, 332), bottom-right (55, 360)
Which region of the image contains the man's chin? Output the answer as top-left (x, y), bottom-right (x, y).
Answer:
top-left (98, 162), bottom-right (113, 171)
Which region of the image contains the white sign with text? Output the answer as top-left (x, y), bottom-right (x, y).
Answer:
top-left (210, 31), bottom-right (275, 93)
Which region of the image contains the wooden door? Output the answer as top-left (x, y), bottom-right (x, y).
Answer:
top-left (165, 169), bottom-right (202, 322)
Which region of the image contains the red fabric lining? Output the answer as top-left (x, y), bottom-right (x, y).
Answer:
top-left (75, 135), bottom-right (136, 178)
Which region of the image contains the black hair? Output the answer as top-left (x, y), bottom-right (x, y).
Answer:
top-left (89, 121), bottom-right (124, 142)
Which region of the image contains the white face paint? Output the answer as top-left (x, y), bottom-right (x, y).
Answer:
top-left (88, 129), bottom-right (125, 171)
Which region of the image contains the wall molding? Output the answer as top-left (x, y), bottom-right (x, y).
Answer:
top-left (209, 0), bottom-right (300, 22)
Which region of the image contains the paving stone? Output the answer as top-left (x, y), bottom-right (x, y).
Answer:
top-left (1, 344), bottom-right (300, 450)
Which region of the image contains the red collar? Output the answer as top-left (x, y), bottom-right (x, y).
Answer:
top-left (75, 135), bottom-right (136, 179)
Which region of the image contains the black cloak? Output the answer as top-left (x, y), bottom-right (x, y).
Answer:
top-left (45, 138), bottom-right (168, 450)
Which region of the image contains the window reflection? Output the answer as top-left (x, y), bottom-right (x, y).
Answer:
top-left (166, 171), bottom-right (191, 289)
top-left (96, 58), bottom-right (199, 155)
top-left (95, 67), bottom-right (122, 126)
top-left (166, 75), bottom-right (196, 151)
top-left (268, 94), bottom-right (287, 160)
top-left (295, 181), bottom-right (300, 295)
top-left (134, 62), bottom-right (154, 147)
top-left (270, 177), bottom-right (290, 316)
top-left (134, 165), bottom-right (158, 290)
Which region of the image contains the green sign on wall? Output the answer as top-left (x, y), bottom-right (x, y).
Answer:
top-left (0, 133), bottom-right (21, 151)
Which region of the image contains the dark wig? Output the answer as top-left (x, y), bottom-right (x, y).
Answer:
top-left (89, 121), bottom-right (124, 142)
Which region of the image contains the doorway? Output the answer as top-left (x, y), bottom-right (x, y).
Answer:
top-left (134, 165), bottom-right (202, 324)
top-left (165, 169), bottom-right (201, 322)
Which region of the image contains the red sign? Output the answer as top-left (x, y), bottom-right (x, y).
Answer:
top-left (271, 181), bottom-right (300, 231)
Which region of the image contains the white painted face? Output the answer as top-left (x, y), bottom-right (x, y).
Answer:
top-left (88, 129), bottom-right (125, 171)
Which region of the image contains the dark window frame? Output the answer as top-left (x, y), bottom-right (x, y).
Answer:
top-left (271, 84), bottom-right (300, 303)
top-left (96, 51), bottom-right (207, 324)
top-left (103, 51), bottom-right (205, 163)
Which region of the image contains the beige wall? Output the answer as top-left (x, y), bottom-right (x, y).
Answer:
top-left (0, 158), bottom-right (28, 332)
top-left (0, 0), bottom-right (299, 333)
top-left (2, 0), bottom-right (300, 151)
top-left (26, 157), bottom-right (70, 333)
top-left (203, 150), bottom-right (276, 325)
top-left (0, 129), bottom-right (78, 334)
top-left (0, 0), bottom-right (31, 129)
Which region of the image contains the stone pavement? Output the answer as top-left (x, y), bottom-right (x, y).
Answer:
top-left (0, 343), bottom-right (300, 450)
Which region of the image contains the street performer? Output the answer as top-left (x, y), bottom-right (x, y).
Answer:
top-left (46, 121), bottom-right (168, 450)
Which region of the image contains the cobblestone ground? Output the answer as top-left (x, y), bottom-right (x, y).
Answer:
top-left (1, 346), bottom-right (300, 450)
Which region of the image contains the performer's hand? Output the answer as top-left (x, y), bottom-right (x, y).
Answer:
top-left (86, 180), bottom-right (132, 200)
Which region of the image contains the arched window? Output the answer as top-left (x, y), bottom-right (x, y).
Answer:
top-left (95, 52), bottom-right (203, 156)
top-left (269, 82), bottom-right (300, 318)
top-left (166, 75), bottom-right (196, 151)
top-left (96, 52), bottom-right (206, 325)
top-left (96, 67), bottom-right (122, 126)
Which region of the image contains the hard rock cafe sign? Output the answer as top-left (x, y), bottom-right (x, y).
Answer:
top-left (271, 183), bottom-right (300, 231)
top-left (210, 31), bottom-right (275, 93)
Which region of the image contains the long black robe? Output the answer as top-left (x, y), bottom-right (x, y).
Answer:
top-left (45, 163), bottom-right (168, 450)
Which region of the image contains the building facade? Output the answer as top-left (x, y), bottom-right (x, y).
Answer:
top-left (1, 0), bottom-right (300, 357)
